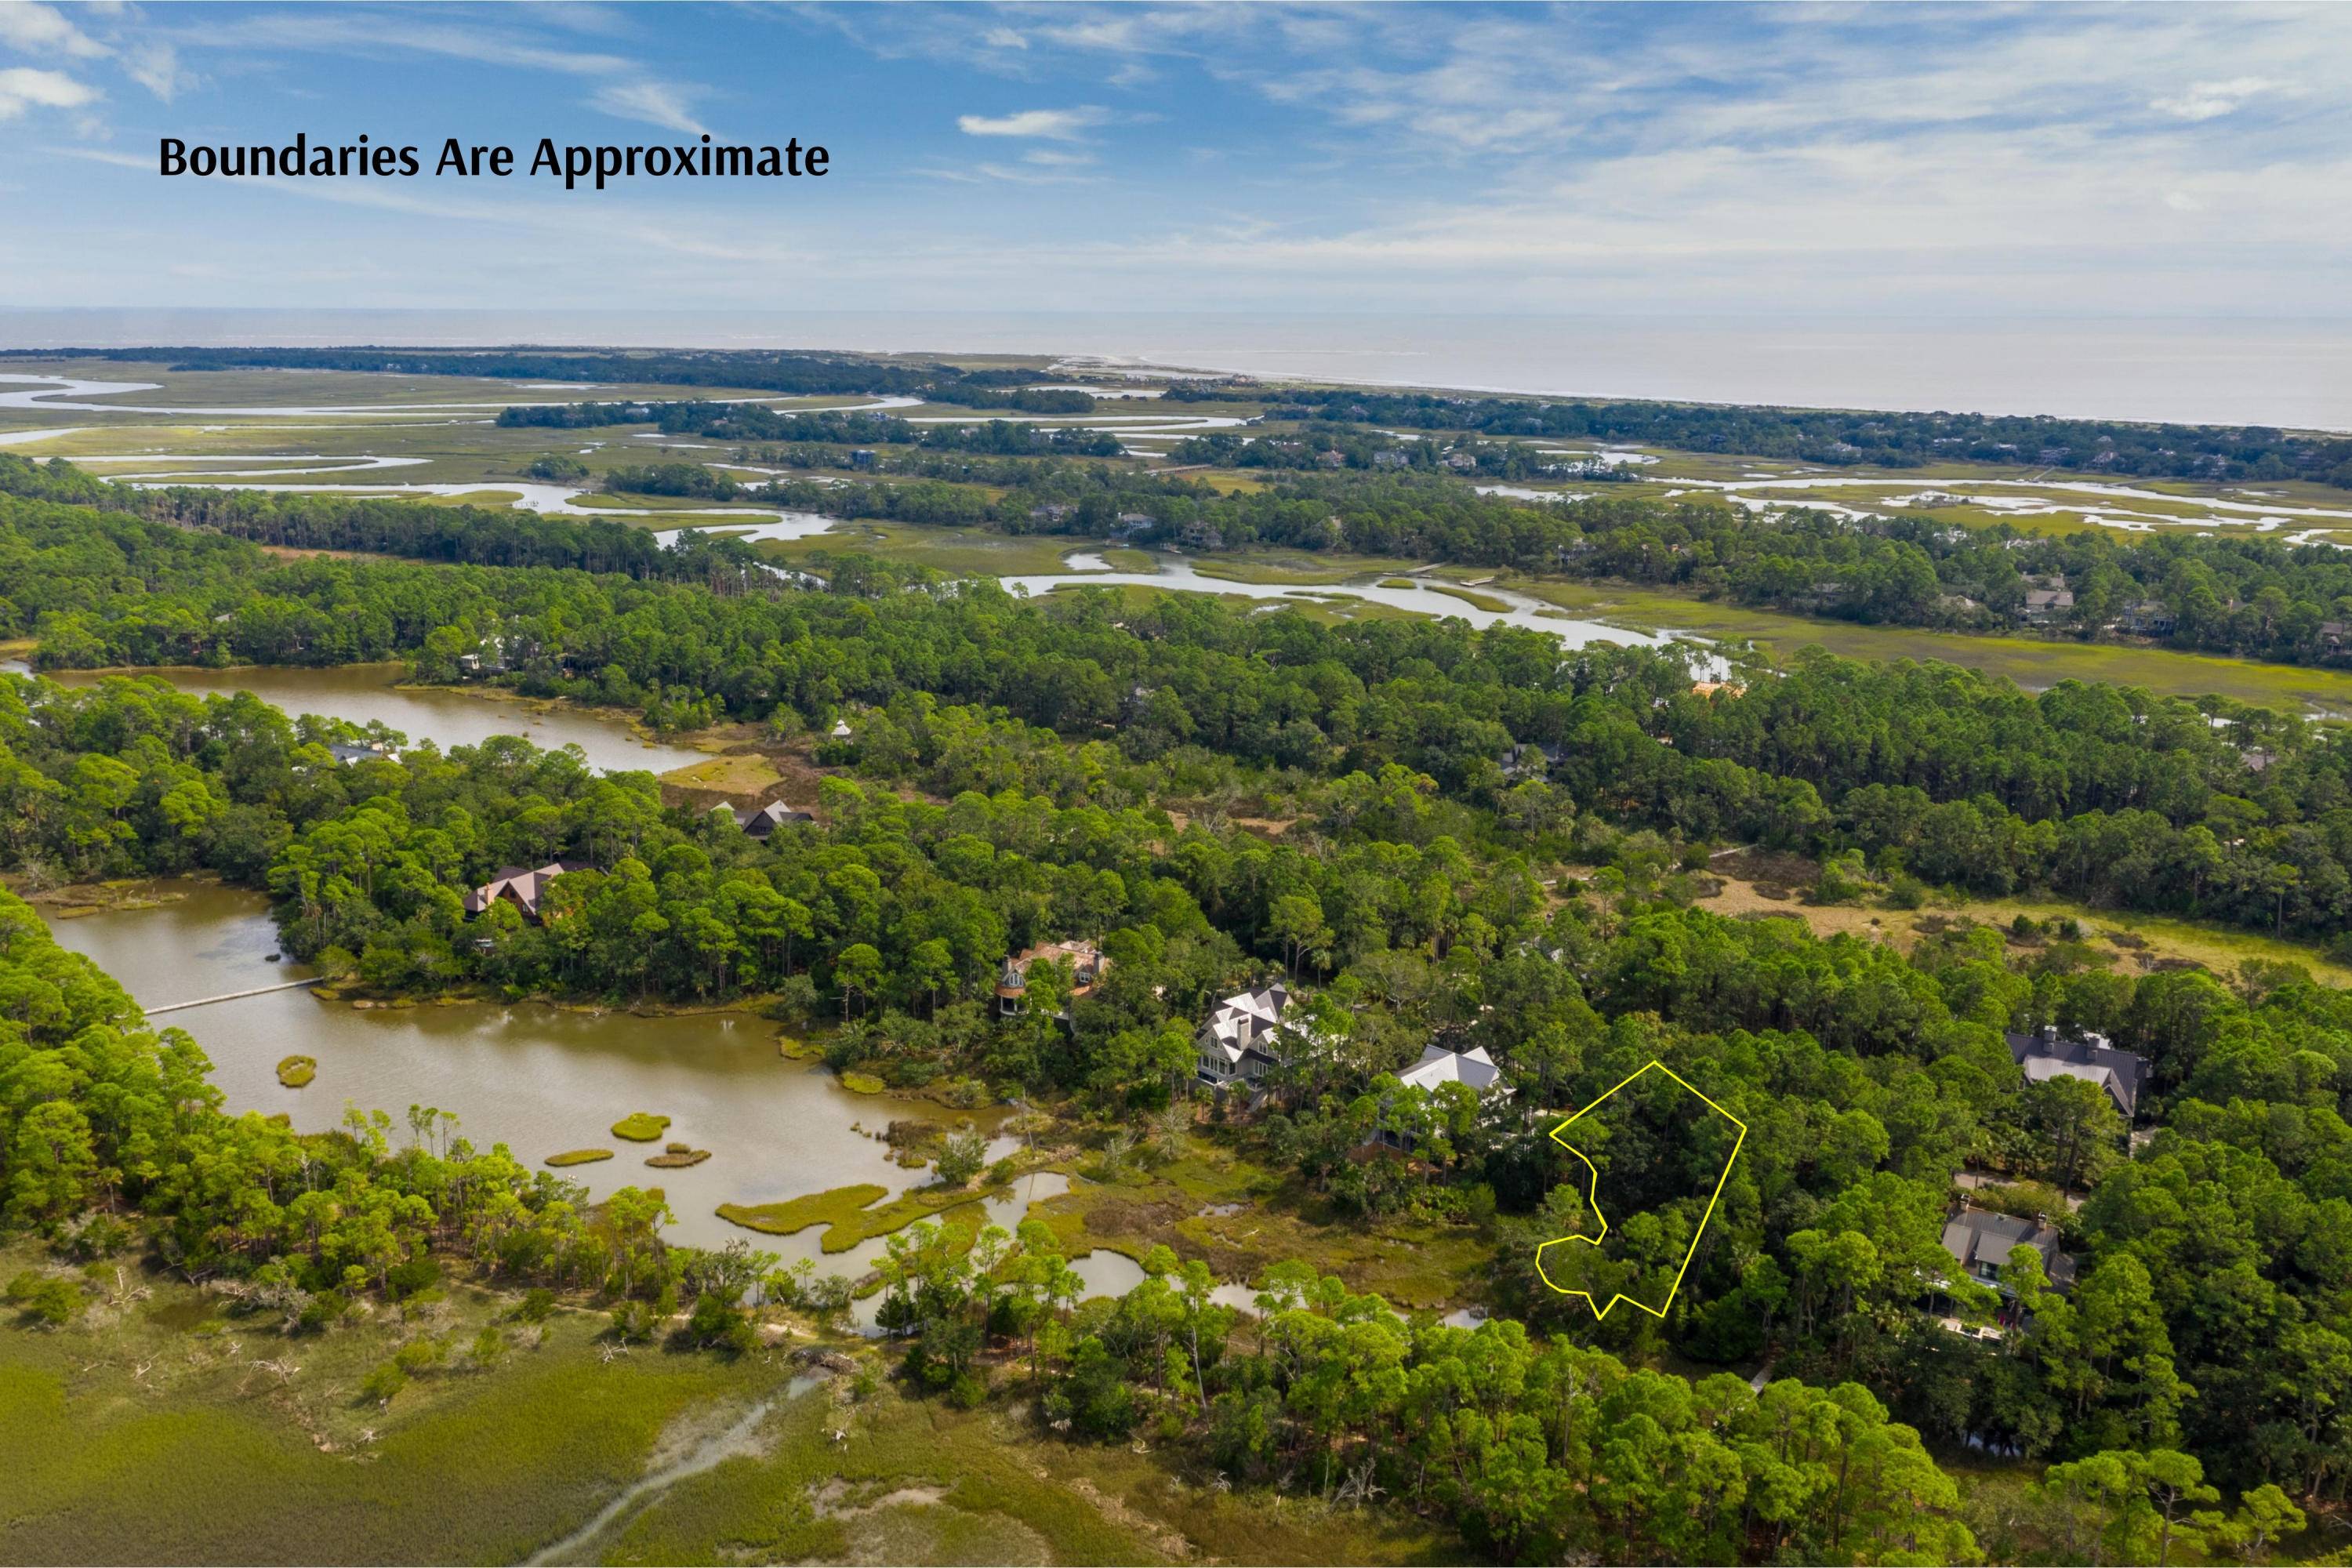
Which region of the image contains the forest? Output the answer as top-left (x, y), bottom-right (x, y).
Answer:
top-left (8, 461), bottom-right (2352, 1559)
top-left (1163, 382), bottom-right (2352, 490)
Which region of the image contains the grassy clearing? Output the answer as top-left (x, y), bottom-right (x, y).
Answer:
top-left (1034, 1138), bottom-right (1492, 1312)
top-left (546, 1149), bottom-right (615, 1167)
top-left (656, 753), bottom-right (783, 797)
top-left (274, 1054), bottom-right (315, 1088)
top-left (612, 1112), bottom-right (673, 1142)
top-left (755, 522), bottom-right (1084, 578)
top-left (1512, 578), bottom-right (2352, 714)
top-left (1700, 859), bottom-right (2352, 988)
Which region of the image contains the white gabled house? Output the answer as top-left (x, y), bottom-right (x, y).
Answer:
top-left (1371, 1044), bottom-right (1512, 1149)
top-left (1195, 981), bottom-right (1294, 1090)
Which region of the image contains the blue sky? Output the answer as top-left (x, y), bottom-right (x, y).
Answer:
top-left (0, 2), bottom-right (2344, 318)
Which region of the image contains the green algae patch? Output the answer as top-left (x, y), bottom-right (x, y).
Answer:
top-left (610, 1112), bottom-right (672, 1142)
top-left (839, 1072), bottom-right (886, 1095)
top-left (546, 1149), bottom-right (615, 1167)
top-left (715, 1180), bottom-right (1004, 1253)
top-left (274, 1055), bottom-right (316, 1089)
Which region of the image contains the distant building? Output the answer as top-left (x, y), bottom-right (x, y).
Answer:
top-left (1028, 503), bottom-right (1076, 525)
top-left (1689, 681), bottom-right (1745, 699)
top-left (848, 448), bottom-right (877, 470)
top-left (1314, 448), bottom-right (1347, 469)
top-left (2117, 601), bottom-right (2176, 637)
top-left (2005, 1025), bottom-right (2149, 1119)
top-left (1372, 449), bottom-right (1410, 470)
top-left (464, 861), bottom-right (590, 923)
top-left (2020, 589), bottom-right (2076, 624)
top-left (995, 939), bottom-right (1109, 1018)
top-left (731, 800), bottom-right (815, 840)
top-left (1178, 520), bottom-right (1225, 552)
top-left (1443, 452), bottom-right (1479, 473)
top-left (1196, 982), bottom-right (1294, 1089)
top-left (1940, 1203), bottom-right (2077, 1292)
top-left (829, 718), bottom-right (854, 741)
top-left (327, 741), bottom-right (390, 766)
top-left (1499, 742), bottom-right (1564, 781)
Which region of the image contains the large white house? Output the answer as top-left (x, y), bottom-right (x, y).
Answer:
top-left (1372, 1044), bottom-right (1512, 1149)
top-left (1196, 982), bottom-right (1294, 1089)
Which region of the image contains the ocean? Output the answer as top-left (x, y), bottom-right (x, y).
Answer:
top-left (0, 310), bottom-right (2343, 431)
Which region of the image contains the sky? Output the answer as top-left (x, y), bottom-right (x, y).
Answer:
top-left (0, 1), bottom-right (2346, 321)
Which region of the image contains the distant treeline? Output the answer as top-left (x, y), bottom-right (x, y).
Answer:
top-left (3, 346), bottom-right (1037, 400)
top-left (499, 399), bottom-right (1122, 456)
top-left (1166, 383), bottom-right (2352, 489)
top-left (0, 454), bottom-right (758, 583)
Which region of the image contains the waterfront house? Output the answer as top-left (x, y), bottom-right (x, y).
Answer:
top-left (463, 861), bottom-right (590, 923)
top-left (1370, 1044), bottom-right (1512, 1150)
top-left (995, 939), bottom-right (1109, 1019)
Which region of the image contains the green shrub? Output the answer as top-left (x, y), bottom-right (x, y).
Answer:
top-left (296, 1289), bottom-right (348, 1334)
top-left (513, 1287), bottom-right (557, 1323)
top-left (358, 1359), bottom-right (408, 1405)
top-left (947, 1369), bottom-right (989, 1410)
top-left (393, 1337), bottom-right (446, 1374)
top-left (5, 1271), bottom-right (82, 1327)
top-left (386, 1256), bottom-right (440, 1300)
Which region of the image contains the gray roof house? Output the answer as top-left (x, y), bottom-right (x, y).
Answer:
top-left (732, 800), bottom-right (815, 840)
top-left (2005, 1025), bottom-right (2149, 1119)
top-left (1941, 1204), bottom-right (2077, 1291)
top-left (1196, 982), bottom-right (1294, 1089)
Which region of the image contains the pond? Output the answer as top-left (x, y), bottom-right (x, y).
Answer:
top-left (41, 883), bottom-right (995, 1258)
top-left (6, 661), bottom-right (705, 775)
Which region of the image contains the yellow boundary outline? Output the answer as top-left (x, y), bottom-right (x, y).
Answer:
top-left (1534, 1059), bottom-right (1747, 1321)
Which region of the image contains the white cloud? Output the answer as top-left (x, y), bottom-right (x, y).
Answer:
top-left (590, 78), bottom-right (710, 137)
top-left (956, 106), bottom-right (1108, 140)
top-left (0, 3), bottom-right (109, 59)
top-left (0, 65), bottom-right (96, 118)
top-left (119, 40), bottom-right (189, 101)
top-left (2151, 76), bottom-right (2278, 122)
top-left (981, 27), bottom-right (1025, 51)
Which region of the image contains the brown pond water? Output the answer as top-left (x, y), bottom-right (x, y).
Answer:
top-left (40, 882), bottom-right (1016, 1258)
top-left (6, 661), bottom-right (704, 775)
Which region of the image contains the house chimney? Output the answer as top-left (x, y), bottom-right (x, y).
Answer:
top-left (2041, 1023), bottom-right (2059, 1043)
